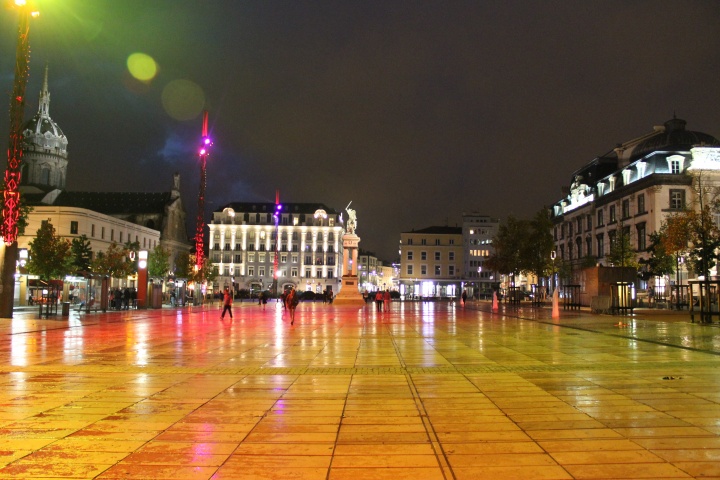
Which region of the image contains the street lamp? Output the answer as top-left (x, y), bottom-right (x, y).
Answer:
top-left (550, 250), bottom-right (557, 296)
top-left (195, 111), bottom-right (211, 273)
top-left (675, 254), bottom-right (684, 310)
top-left (137, 250), bottom-right (148, 308)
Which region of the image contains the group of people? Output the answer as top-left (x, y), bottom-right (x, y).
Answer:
top-left (370, 289), bottom-right (392, 312)
top-left (110, 287), bottom-right (137, 310)
top-left (220, 287), bottom-right (300, 324)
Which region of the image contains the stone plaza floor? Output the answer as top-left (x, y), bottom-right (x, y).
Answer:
top-left (0, 299), bottom-right (718, 479)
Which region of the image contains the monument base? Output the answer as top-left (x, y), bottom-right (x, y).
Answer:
top-left (333, 275), bottom-right (365, 306)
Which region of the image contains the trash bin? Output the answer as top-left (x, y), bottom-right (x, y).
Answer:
top-left (61, 302), bottom-right (70, 316)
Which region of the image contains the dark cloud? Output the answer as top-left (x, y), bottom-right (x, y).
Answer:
top-left (1, 0), bottom-right (719, 260)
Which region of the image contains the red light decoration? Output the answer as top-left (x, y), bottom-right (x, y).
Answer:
top-left (2, 8), bottom-right (31, 245)
top-left (195, 111), bottom-right (210, 273)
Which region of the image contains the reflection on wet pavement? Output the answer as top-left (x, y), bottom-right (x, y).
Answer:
top-left (0, 300), bottom-right (716, 479)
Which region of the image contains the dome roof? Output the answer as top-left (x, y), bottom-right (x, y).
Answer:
top-left (21, 66), bottom-right (68, 152)
top-left (23, 113), bottom-right (65, 138)
top-left (631, 118), bottom-right (720, 160)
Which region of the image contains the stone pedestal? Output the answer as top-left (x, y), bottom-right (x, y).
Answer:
top-left (333, 233), bottom-right (364, 306)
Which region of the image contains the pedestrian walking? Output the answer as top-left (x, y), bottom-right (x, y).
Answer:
top-left (375, 290), bottom-right (383, 312)
top-left (221, 288), bottom-right (233, 320)
top-left (286, 287), bottom-right (298, 325)
top-left (461, 289), bottom-right (467, 306)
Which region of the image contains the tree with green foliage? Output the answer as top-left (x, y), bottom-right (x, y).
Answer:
top-left (26, 221), bottom-right (73, 281)
top-left (171, 250), bottom-right (217, 284)
top-left (485, 215), bottom-right (528, 283)
top-left (657, 172), bottom-right (720, 280)
top-left (487, 209), bottom-right (555, 296)
top-left (644, 231), bottom-right (676, 280)
top-left (192, 257), bottom-right (218, 284)
top-left (148, 245), bottom-right (170, 278)
top-left (91, 242), bottom-right (134, 278)
top-left (607, 226), bottom-right (639, 269)
top-left (522, 208), bottom-right (555, 282)
top-left (70, 235), bottom-right (93, 274)
top-left (173, 250), bottom-right (193, 279)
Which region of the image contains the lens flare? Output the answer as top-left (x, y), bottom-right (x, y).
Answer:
top-left (161, 79), bottom-right (205, 121)
top-left (127, 52), bottom-right (158, 82)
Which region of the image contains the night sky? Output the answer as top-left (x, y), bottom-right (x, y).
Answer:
top-left (1, 1), bottom-right (719, 261)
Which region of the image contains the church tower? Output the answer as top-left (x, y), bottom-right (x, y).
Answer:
top-left (21, 65), bottom-right (68, 191)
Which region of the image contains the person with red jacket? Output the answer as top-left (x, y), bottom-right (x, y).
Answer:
top-left (221, 288), bottom-right (233, 320)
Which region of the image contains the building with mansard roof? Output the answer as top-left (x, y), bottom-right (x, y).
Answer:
top-left (550, 117), bottom-right (720, 291)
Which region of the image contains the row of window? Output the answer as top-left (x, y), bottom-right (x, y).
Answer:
top-left (213, 253), bottom-right (336, 266)
top-left (406, 265), bottom-right (457, 276)
top-left (213, 230), bottom-right (337, 242)
top-left (65, 221), bottom-right (156, 249)
top-left (222, 266), bottom-right (335, 279)
top-left (556, 190), bottom-right (685, 241)
top-left (212, 243), bottom-right (335, 253)
top-left (557, 223), bottom-right (647, 260)
top-left (215, 213), bottom-right (336, 227)
top-left (466, 271), bottom-right (493, 279)
top-left (406, 251), bottom-right (456, 261)
top-left (405, 238), bottom-right (457, 246)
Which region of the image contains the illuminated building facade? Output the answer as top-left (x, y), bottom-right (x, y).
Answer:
top-left (208, 202), bottom-right (344, 295)
top-left (399, 226), bottom-right (463, 299)
top-left (550, 118), bottom-right (720, 284)
top-left (462, 213), bottom-right (499, 297)
top-left (18, 68), bottom-right (191, 283)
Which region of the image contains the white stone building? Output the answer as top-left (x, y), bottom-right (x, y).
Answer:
top-left (208, 203), bottom-right (345, 295)
top-left (550, 118), bottom-right (720, 286)
top-left (461, 213), bottom-right (499, 297)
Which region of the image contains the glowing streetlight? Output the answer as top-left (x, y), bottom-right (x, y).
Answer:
top-left (137, 250), bottom-right (148, 308)
top-left (195, 111), bottom-right (211, 275)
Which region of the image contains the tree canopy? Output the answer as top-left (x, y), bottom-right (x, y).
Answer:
top-left (70, 235), bottom-right (93, 274)
top-left (91, 242), bottom-right (135, 278)
top-left (485, 208), bottom-right (554, 282)
top-left (26, 221), bottom-right (73, 281)
top-left (148, 245), bottom-right (170, 278)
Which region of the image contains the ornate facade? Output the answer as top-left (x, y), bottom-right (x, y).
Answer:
top-left (209, 203), bottom-right (345, 295)
top-left (20, 65), bottom-right (68, 192)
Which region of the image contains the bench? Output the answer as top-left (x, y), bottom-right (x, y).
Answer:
top-left (78, 300), bottom-right (100, 313)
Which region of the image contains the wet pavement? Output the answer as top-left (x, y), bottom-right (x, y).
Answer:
top-left (0, 299), bottom-right (718, 479)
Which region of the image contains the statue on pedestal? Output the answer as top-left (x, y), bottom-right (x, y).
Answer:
top-left (345, 201), bottom-right (357, 235)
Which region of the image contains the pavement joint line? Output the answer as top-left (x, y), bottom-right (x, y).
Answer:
top-left (472, 303), bottom-right (720, 356)
top-left (0, 360), bottom-right (717, 376)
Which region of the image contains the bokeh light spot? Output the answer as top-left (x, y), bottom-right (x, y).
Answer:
top-left (161, 79), bottom-right (205, 121)
top-left (127, 53), bottom-right (158, 82)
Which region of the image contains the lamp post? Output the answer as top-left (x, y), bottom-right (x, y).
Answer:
top-left (550, 250), bottom-right (557, 295)
top-left (195, 111), bottom-right (211, 274)
top-left (675, 254), bottom-right (684, 310)
top-left (272, 192), bottom-right (281, 297)
top-left (137, 250), bottom-right (148, 308)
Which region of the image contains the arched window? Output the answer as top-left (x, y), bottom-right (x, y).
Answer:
top-left (40, 167), bottom-right (50, 185)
